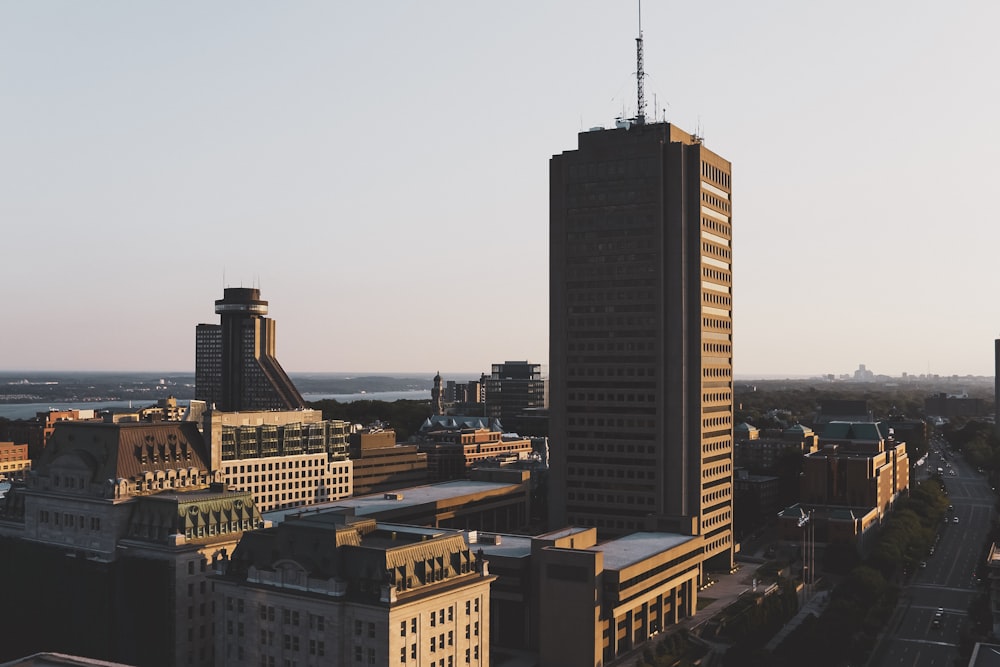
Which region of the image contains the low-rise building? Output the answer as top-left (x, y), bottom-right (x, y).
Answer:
top-left (204, 409), bottom-right (353, 513)
top-left (0, 441), bottom-right (31, 480)
top-left (215, 514), bottom-right (495, 667)
top-left (0, 420), bottom-right (265, 667)
top-left (469, 526), bottom-right (705, 667)
top-left (349, 429), bottom-right (429, 495)
top-left (413, 417), bottom-right (533, 482)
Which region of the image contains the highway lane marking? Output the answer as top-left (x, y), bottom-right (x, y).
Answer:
top-left (890, 637), bottom-right (957, 648)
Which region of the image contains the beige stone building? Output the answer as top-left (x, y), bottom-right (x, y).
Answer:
top-left (0, 420), bottom-right (265, 666)
top-left (215, 514), bottom-right (494, 666)
top-left (204, 409), bottom-right (354, 513)
top-left (471, 526), bottom-right (705, 666)
top-left (0, 441), bottom-right (31, 480)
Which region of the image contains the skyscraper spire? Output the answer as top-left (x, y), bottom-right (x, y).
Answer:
top-left (635, 0), bottom-right (646, 124)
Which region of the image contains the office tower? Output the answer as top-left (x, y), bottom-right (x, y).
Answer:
top-left (549, 116), bottom-right (734, 567)
top-left (195, 288), bottom-right (306, 412)
top-left (483, 361), bottom-right (547, 423)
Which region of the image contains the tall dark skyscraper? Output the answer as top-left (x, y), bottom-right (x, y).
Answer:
top-left (549, 118), bottom-right (734, 568)
top-left (195, 287), bottom-right (306, 412)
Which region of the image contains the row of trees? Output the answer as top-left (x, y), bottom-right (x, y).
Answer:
top-left (761, 479), bottom-right (949, 667)
top-left (308, 398), bottom-right (432, 441)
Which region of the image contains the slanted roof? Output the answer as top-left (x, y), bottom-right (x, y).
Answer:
top-left (821, 421), bottom-right (884, 442)
top-left (39, 421), bottom-right (211, 482)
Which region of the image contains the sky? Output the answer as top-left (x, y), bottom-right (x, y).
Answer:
top-left (2, 1), bottom-right (998, 378)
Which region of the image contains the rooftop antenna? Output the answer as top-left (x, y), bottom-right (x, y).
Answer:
top-left (635, 0), bottom-right (646, 124)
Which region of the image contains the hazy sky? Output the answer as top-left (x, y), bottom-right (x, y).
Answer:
top-left (3, 2), bottom-right (998, 377)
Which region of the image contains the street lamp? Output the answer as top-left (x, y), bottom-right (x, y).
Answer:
top-left (798, 510), bottom-right (815, 601)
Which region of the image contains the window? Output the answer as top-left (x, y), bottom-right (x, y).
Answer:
top-left (400, 647), bottom-right (406, 663)
top-left (354, 646), bottom-right (362, 662)
top-left (400, 621), bottom-right (406, 637)
top-left (368, 622), bottom-right (375, 638)
top-left (368, 648), bottom-right (375, 665)
top-left (355, 620), bottom-right (362, 636)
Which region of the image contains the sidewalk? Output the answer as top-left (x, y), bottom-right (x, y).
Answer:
top-left (611, 561), bottom-right (763, 666)
top-left (764, 589), bottom-right (829, 651)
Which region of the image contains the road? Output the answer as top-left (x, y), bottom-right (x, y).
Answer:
top-left (868, 436), bottom-right (995, 667)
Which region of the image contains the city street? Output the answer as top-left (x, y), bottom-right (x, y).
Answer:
top-left (869, 437), bottom-right (995, 666)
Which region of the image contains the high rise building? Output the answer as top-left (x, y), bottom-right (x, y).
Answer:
top-left (483, 361), bottom-right (547, 423)
top-left (549, 115), bottom-right (734, 567)
top-left (196, 288), bottom-right (306, 412)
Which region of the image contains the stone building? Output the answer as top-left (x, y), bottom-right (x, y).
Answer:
top-left (214, 513), bottom-right (494, 667)
top-left (0, 420), bottom-right (265, 667)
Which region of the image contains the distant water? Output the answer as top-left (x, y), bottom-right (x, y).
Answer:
top-left (301, 390), bottom-right (430, 403)
top-left (0, 390), bottom-right (431, 420)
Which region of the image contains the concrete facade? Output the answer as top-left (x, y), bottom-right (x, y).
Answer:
top-left (214, 515), bottom-right (494, 667)
top-left (549, 120), bottom-right (735, 568)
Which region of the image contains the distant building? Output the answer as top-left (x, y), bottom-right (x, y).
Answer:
top-left (814, 399), bottom-right (872, 426)
top-left (195, 288), bottom-right (305, 412)
top-left (349, 429), bottom-right (430, 496)
top-left (215, 514), bottom-right (495, 667)
top-left (442, 378), bottom-right (484, 412)
top-left (802, 422), bottom-right (909, 514)
top-left (412, 416), bottom-right (534, 482)
top-left (779, 421), bottom-right (909, 551)
top-left (925, 392), bottom-right (988, 419)
top-left (483, 361), bottom-right (546, 423)
top-left (734, 423), bottom-right (819, 473)
top-left (0, 420), bottom-right (265, 666)
top-left (853, 364), bottom-right (875, 382)
top-left (0, 409), bottom-right (102, 460)
top-left (0, 441), bottom-right (31, 480)
top-left (733, 469), bottom-right (781, 538)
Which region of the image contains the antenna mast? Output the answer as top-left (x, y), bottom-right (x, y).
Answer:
top-left (635, 0), bottom-right (646, 124)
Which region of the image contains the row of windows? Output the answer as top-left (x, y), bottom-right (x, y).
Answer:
top-left (703, 440), bottom-right (732, 454)
top-left (702, 216), bottom-right (731, 237)
top-left (567, 288), bottom-right (655, 304)
top-left (703, 510), bottom-right (732, 530)
top-left (702, 416), bottom-right (732, 429)
top-left (703, 266), bottom-right (731, 284)
top-left (568, 316), bottom-right (656, 329)
top-left (568, 492), bottom-right (654, 506)
top-left (568, 467), bottom-right (655, 481)
top-left (37, 510), bottom-right (100, 531)
top-left (701, 190), bottom-right (731, 214)
top-left (567, 341), bottom-right (657, 352)
top-left (702, 487), bottom-right (732, 506)
top-left (702, 367), bottom-right (732, 377)
top-left (701, 161), bottom-right (730, 187)
top-left (703, 291), bottom-right (731, 307)
top-left (702, 462), bottom-right (732, 479)
top-left (701, 241), bottom-right (731, 261)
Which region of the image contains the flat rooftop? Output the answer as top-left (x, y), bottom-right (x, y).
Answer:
top-left (593, 532), bottom-right (697, 571)
top-left (264, 479), bottom-right (521, 524)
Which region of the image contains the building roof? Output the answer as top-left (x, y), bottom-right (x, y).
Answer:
top-left (419, 415), bottom-right (504, 433)
top-left (0, 653), bottom-right (136, 667)
top-left (593, 532), bottom-right (698, 571)
top-left (38, 421), bottom-right (210, 482)
top-left (821, 421), bottom-right (884, 442)
top-left (263, 479), bottom-right (522, 525)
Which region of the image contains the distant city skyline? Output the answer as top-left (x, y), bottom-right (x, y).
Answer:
top-left (3, 2), bottom-right (998, 377)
